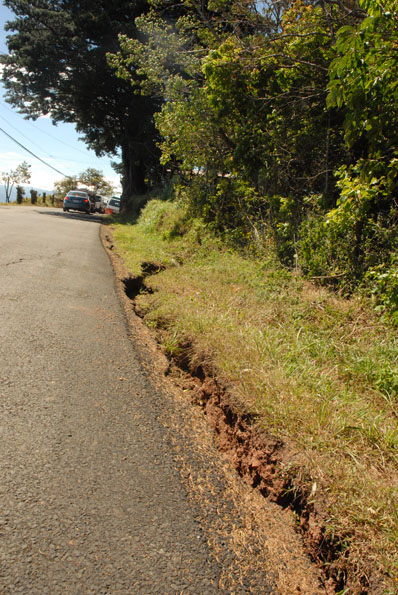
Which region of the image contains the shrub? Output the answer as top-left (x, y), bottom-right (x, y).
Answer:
top-left (298, 214), bottom-right (354, 285)
top-left (137, 198), bottom-right (187, 235)
top-left (16, 185), bottom-right (25, 204)
top-left (298, 169), bottom-right (398, 292)
top-left (366, 255), bottom-right (398, 324)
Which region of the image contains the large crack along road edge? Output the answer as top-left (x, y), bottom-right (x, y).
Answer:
top-left (100, 224), bottom-right (345, 595)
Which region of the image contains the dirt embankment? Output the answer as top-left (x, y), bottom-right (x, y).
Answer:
top-left (155, 355), bottom-right (349, 592)
top-left (101, 227), bottom-right (385, 595)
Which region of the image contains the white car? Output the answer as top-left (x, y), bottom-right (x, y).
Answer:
top-left (99, 196), bottom-right (111, 212)
top-left (105, 197), bottom-right (120, 214)
top-left (93, 195), bottom-right (102, 212)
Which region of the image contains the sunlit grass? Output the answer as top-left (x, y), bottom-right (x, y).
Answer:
top-left (112, 201), bottom-right (398, 586)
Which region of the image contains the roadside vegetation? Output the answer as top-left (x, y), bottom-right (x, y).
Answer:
top-left (2, 167), bottom-right (114, 207)
top-left (111, 197), bottom-right (398, 593)
top-left (53, 168), bottom-right (114, 200)
top-left (106, 0), bottom-right (398, 322)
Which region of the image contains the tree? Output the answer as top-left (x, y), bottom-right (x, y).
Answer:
top-left (54, 176), bottom-right (79, 198)
top-left (108, 0), bottom-right (269, 228)
top-left (16, 185), bottom-right (25, 204)
top-left (1, 0), bottom-right (161, 209)
top-left (318, 0), bottom-right (398, 279)
top-left (54, 169), bottom-right (114, 198)
top-left (1, 161), bottom-right (31, 203)
top-left (328, 0), bottom-right (398, 187)
top-left (77, 168), bottom-right (114, 196)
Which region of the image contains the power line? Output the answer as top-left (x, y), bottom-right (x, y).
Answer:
top-left (0, 125), bottom-right (69, 177)
top-left (0, 111), bottom-right (58, 160)
top-left (0, 111), bottom-right (77, 173)
top-left (0, 102), bottom-right (94, 157)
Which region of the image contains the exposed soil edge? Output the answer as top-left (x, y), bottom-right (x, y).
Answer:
top-left (164, 357), bottom-right (353, 595)
top-left (100, 225), bottom-right (384, 595)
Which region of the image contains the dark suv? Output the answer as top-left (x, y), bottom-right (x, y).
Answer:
top-left (63, 190), bottom-right (91, 214)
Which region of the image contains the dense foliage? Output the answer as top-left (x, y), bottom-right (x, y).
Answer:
top-left (108, 0), bottom-right (398, 316)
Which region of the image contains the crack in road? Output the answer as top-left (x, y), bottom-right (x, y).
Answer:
top-left (3, 258), bottom-right (24, 267)
top-left (1, 251), bottom-right (63, 267)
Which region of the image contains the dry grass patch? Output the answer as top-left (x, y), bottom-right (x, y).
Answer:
top-left (112, 206), bottom-right (398, 592)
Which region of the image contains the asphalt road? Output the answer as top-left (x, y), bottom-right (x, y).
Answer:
top-left (0, 206), bottom-right (324, 594)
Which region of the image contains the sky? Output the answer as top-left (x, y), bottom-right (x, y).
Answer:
top-left (0, 4), bottom-right (122, 197)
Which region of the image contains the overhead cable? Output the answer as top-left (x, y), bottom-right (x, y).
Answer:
top-left (0, 125), bottom-right (69, 177)
top-left (0, 101), bottom-right (90, 157)
top-left (0, 112), bottom-right (57, 160)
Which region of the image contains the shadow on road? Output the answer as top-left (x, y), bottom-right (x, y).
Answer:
top-left (36, 209), bottom-right (106, 224)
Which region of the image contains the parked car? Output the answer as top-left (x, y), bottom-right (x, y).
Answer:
top-left (94, 195), bottom-right (109, 213)
top-left (105, 197), bottom-right (120, 215)
top-left (91, 195), bottom-right (102, 213)
top-left (99, 196), bottom-right (110, 212)
top-left (63, 190), bottom-right (91, 214)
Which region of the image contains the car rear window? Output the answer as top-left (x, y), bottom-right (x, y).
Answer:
top-left (68, 191), bottom-right (87, 198)
top-left (109, 199), bottom-right (120, 206)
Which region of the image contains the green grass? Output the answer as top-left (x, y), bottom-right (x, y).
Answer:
top-left (112, 199), bottom-right (398, 591)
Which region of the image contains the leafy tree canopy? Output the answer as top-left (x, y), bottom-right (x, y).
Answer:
top-left (328, 0), bottom-right (398, 185)
top-left (53, 176), bottom-right (79, 197)
top-left (78, 168), bottom-right (114, 196)
top-left (54, 168), bottom-right (114, 196)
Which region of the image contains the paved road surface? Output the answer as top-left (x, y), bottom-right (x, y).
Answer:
top-left (0, 207), bottom-right (324, 594)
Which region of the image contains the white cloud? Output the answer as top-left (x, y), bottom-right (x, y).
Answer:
top-left (0, 150), bottom-right (29, 174)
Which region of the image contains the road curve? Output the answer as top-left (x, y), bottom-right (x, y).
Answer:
top-left (0, 206), bottom-right (324, 594)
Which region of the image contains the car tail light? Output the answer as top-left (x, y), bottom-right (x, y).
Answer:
top-left (84, 199), bottom-right (89, 203)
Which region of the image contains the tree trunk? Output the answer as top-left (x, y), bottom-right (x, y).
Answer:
top-left (5, 178), bottom-right (12, 203)
top-left (121, 141), bottom-right (147, 214)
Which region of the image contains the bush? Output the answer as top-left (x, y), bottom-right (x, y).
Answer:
top-left (136, 195), bottom-right (217, 254)
top-left (366, 255), bottom-right (398, 324)
top-left (137, 198), bottom-right (187, 235)
top-left (298, 214), bottom-right (354, 287)
top-left (298, 169), bottom-right (398, 293)
top-left (16, 185), bottom-right (25, 204)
